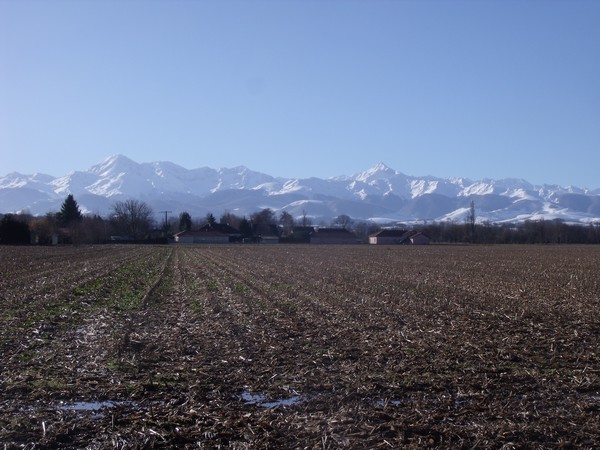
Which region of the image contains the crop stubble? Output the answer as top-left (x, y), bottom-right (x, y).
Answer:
top-left (0, 244), bottom-right (598, 449)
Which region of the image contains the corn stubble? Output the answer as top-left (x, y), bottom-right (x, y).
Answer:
top-left (0, 244), bottom-right (598, 449)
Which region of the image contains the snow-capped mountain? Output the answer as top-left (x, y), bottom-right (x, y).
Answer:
top-left (1, 154), bottom-right (599, 225)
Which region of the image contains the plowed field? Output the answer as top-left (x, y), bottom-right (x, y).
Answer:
top-left (0, 244), bottom-right (598, 449)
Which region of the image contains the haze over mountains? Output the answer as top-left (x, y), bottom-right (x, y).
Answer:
top-left (1, 154), bottom-right (599, 225)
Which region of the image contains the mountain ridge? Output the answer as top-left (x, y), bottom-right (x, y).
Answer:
top-left (1, 154), bottom-right (599, 225)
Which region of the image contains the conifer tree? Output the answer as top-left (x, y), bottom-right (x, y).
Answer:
top-left (239, 217), bottom-right (252, 238)
top-left (57, 194), bottom-right (82, 226)
top-left (206, 212), bottom-right (217, 228)
top-left (179, 211), bottom-right (192, 231)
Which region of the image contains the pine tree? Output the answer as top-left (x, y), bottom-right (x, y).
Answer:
top-left (206, 213), bottom-right (217, 228)
top-left (57, 194), bottom-right (82, 226)
top-left (239, 217), bottom-right (252, 238)
top-left (179, 211), bottom-right (192, 231)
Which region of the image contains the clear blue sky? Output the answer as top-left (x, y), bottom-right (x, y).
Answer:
top-left (1, 0), bottom-right (599, 188)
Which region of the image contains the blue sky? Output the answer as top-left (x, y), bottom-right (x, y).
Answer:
top-left (1, 0), bottom-right (599, 188)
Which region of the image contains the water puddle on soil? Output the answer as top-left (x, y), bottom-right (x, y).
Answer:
top-left (240, 391), bottom-right (304, 408)
top-left (375, 399), bottom-right (401, 407)
top-left (55, 400), bottom-right (139, 418)
top-left (58, 400), bottom-right (130, 411)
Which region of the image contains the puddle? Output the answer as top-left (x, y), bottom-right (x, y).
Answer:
top-left (241, 392), bottom-right (267, 405)
top-left (240, 391), bottom-right (304, 408)
top-left (376, 399), bottom-right (401, 407)
top-left (261, 396), bottom-right (303, 408)
top-left (453, 397), bottom-right (476, 407)
top-left (55, 400), bottom-right (138, 418)
top-left (58, 400), bottom-right (129, 411)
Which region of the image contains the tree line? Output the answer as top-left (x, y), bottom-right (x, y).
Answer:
top-left (1, 194), bottom-right (599, 245)
top-left (422, 219), bottom-right (600, 244)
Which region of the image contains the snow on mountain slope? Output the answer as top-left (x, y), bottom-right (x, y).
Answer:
top-left (0, 172), bottom-right (56, 193)
top-left (216, 166), bottom-right (277, 192)
top-left (1, 155), bottom-right (599, 224)
top-left (355, 162), bottom-right (397, 182)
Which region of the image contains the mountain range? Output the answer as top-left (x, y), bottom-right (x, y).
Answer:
top-left (1, 154), bottom-right (600, 225)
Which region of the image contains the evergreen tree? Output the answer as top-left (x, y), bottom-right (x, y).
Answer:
top-left (57, 194), bottom-right (82, 226)
top-left (206, 212), bottom-right (217, 228)
top-left (239, 217), bottom-right (253, 238)
top-left (179, 211), bottom-right (192, 231)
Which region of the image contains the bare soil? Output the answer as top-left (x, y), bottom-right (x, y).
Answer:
top-left (0, 244), bottom-right (598, 449)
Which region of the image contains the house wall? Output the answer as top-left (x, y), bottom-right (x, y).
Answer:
top-left (193, 236), bottom-right (229, 244)
top-left (311, 236), bottom-right (357, 244)
top-left (175, 234), bottom-right (229, 244)
top-left (369, 236), bottom-right (404, 245)
top-left (410, 234), bottom-right (430, 245)
top-left (260, 236), bottom-right (279, 244)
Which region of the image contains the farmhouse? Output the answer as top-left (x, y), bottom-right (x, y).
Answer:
top-left (369, 229), bottom-right (410, 245)
top-left (310, 227), bottom-right (358, 244)
top-left (174, 223), bottom-right (241, 244)
top-left (369, 229), bottom-right (430, 245)
top-left (174, 230), bottom-right (230, 244)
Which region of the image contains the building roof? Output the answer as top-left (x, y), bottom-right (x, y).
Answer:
top-left (291, 226), bottom-right (315, 234)
top-left (371, 229), bottom-right (410, 238)
top-left (312, 227), bottom-right (357, 238)
top-left (370, 229), bottom-right (431, 242)
top-left (175, 230), bottom-right (229, 237)
top-left (314, 227), bottom-right (354, 234)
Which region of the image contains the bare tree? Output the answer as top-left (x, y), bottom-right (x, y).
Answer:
top-left (220, 211), bottom-right (242, 230)
top-left (301, 209), bottom-right (312, 227)
top-left (278, 211), bottom-right (295, 236)
top-left (110, 199), bottom-right (154, 240)
top-left (251, 208), bottom-right (276, 236)
top-left (332, 214), bottom-right (353, 229)
top-left (30, 213), bottom-right (59, 245)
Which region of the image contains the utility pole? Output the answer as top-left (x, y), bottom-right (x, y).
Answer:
top-left (158, 210), bottom-right (172, 238)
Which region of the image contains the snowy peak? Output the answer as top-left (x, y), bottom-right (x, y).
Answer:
top-left (216, 166), bottom-right (277, 190)
top-left (89, 154), bottom-right (139, 177)
top-left (355, 162), bottom-right (398, 182)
